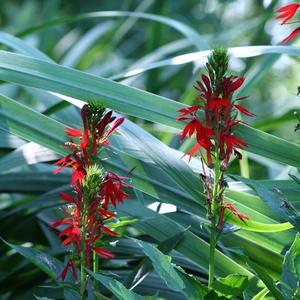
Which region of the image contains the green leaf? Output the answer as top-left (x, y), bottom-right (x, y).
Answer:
top-left (86, 270), bottom-right (144, 300)
top-left (176, 266), bottom-right (208, 300)
top-left (252, 287), bottom-right (270, 300)
top-left (0, 93), bottom-right (66, 156)
top-left (246, 258), bottom-right (284, 300)
top-left (135, 239), bottom-right (185, 293)
top-left (232, 176), bottom-right (300, 232)
top-left (212, 274), bottom-right (248, 299)
top-left (1, 239), bottom-right (66, 281)
top-left (281, 233), bottom-right (300, 299)
top-left (0, 31), bottom-right (52, 62)
top-left (124, 229), bottom-right (187, 289)
top-left (1, 51), bottom-right (300, 170)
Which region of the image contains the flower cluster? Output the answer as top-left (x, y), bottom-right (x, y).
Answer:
top-left (177, 48), bottom-right (251, 227)
top-left (51, 103), bottom-right (129, 283)
top-left (275, 3), bottom-right (300, 44)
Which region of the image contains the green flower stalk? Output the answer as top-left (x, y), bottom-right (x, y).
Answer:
top-left (177, 48), bottom-right (253, 287)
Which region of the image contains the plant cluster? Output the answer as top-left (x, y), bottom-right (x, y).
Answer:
top-left (51, 103), bottom-right (129, 296)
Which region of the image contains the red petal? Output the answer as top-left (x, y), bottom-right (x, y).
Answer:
top-left (59, 192), bottom-right (75, 203)
top-left (101, 225), bottom-right (119, 237)
top-left (61, 262), bottom-right (69, 282)
top-left (65, 128), bottom-right (82, 137)
top-left (282, 27), bottom-right (300, 44)
top-left (235, 104), bottom-right (255, 117)
top-left (93, 247), bottom-right (115, 259)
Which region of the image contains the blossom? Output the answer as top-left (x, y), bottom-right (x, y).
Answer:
top-left (275, 4), bottom-right (300, 24)
top-left (100, 172), bottom-right (130, 208)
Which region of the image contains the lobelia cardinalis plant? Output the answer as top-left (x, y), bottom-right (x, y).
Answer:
top-left (51, 103), bottom-right (129, 298)
top-left (176, 48), bottom-right (254, 288)
top-left (275, 3), bottom-right (300, 44)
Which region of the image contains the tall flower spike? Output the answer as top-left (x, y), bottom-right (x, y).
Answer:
top-left (50, 103), bottom-right (130, 295)
top-left (177, 48), bottom-right (254, 288)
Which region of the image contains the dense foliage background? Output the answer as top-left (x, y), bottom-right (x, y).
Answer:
top-left (0, 0), bottom-right (300, 299)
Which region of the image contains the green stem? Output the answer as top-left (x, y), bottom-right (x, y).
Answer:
top-left (80, 248), bottom-right (87, 299)
top-left (208, 215), bottom-right (216, 288)
top-left (93, 250), bottom-right (99, 291)
top-left (80, 208), bottom-right (87, 300)
top-left (208, 156), bottom-right (221, 288)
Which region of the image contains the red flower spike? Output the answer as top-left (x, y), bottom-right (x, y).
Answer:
top-left (282, 27), bottom-right (300, 44)
top-left (275, 4), bottom-right (300, 24)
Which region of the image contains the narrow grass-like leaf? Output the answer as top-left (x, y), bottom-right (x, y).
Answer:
top-left (17, 11), bottom-right (209, 50)
top-left (1, 51), bottom-right (300, 168)
top-left (281, 233), bottom-right (300, 299)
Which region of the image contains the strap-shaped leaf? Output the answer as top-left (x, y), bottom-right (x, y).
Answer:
top-left (0, 51), bottom-right (300, 168)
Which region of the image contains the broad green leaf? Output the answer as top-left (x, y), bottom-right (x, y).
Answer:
top-left (175, 266), bottom-right (208, 300)
top-left (212, 274), bottom-right (248, 299)
top-left (124, 229), bottom-right (187, 289)
top-left (281, 233), bottom-right (300, 299)
top-left (1, 51), bottom-right (300, 169)
top-left (86, 270), bottom-right (144, 300)
top-left (117, 200), bottom-right (254, 279)
top-left (1, 239), bottom-right (65, 281)
top-left (246, 258), bottom-right (284, 300)
top-left (135, 239), bottom-right (185, 293)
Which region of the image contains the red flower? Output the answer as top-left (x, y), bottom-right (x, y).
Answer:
top-left (224, 135), bottom-right (248, 154)
top-left (176, 106), bottom-right (200, 121)
top-left (282, 27), bottom-right (300, 44)
top-left (93, 247), bottom-right (115, 259)
top-left (100, 172), bottom-right (129, 208)
top-left (59, 260), bottom-right (77, 283)
top-left (223, 202), bottom-right (249, 221)
top-left (275, 4), bottom-right (300, 24)
top-left (234, 104), bottom-right (255, 117)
